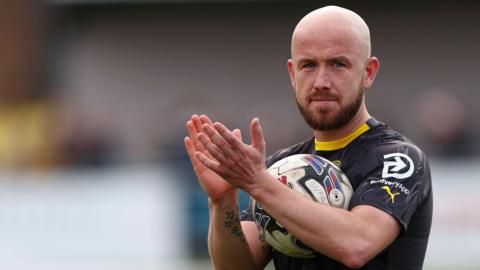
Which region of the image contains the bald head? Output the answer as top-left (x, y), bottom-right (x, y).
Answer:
top-left (291, 6), bottom-right (371, 62)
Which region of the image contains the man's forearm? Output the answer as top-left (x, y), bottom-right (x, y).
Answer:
top-left (208, 195), bottom-right (257, 270)
top-left (249, 175), bottom-right (399, 268)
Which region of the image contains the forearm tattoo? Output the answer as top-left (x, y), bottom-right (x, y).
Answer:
top-left (224, 210), bottom-right (245, 242)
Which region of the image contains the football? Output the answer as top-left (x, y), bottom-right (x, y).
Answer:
top-left (252, 154), bottom-right (353, 258)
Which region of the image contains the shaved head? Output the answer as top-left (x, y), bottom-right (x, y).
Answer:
top-left (291, 6), bottom-right (371, 62)
top-left (287, 6), bottom-right (379, 134)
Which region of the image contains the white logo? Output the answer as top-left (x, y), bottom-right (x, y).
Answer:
top-left (370, 179), bottom-right (410, 194)
top-left (382, 153), bottom-right (414, 179)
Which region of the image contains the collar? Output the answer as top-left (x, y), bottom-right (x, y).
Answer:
top-left (314, 120), bottom-right (372, 151)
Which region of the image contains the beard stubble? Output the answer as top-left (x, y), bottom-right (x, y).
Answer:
top-left (296, 84), bottom-right (365, 131)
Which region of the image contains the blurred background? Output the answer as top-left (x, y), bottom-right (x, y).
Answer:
top-left (0, 0), bottom-right (478, 269)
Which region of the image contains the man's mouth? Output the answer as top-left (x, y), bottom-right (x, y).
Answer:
top-left (309, 96), bottom-right (338, 105)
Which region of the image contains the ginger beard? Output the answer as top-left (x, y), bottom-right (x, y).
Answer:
top-left (296, 80), bottom-right (365, 131)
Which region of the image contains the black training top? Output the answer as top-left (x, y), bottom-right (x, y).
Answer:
top-left (241, 118), bottom-right (433, 270)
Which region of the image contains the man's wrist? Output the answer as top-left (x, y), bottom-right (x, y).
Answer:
top-left (247, 171), bottom-right (278, 202)
top-left (209, 191), bottom-right (238, 209)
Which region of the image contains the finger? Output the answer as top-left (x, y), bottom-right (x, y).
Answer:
top-left (251, 118), bottom-right (266, 153)
top-left (202, 123), bottom-right (228, 145)
top-left (195, 151), bottom-right (224, 175)
top-left (186, 119), bottom-right (198, 140)
top-left (213, 122), bottom-right (244, 150)
top-left (184, 136), bottom-right (195, 160)
top-left (233, 128), bottom-right (243, 141)
top-left (192, 115), bottom-right (207, 136)
top-left (190, 114), bottom-right (199, 121)
top-left (200, 114), bottom-right (214, 126)
top-left (197, 132), bottom-right (228, 164)
top-left (184, 136), bottom-right (201, 167)
top-left (187, 120), bottom-right (206, 152)
top-left (202, 123), bottom-right (239, 159)
top-left (189, 116), bottom-right (217, 160)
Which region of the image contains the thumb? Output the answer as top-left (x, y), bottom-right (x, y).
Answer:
top-left (250, 118), bottom-right (265, 153)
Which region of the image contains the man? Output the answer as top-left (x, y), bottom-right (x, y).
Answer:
top-left (184, 5), bottom-right (432, 270)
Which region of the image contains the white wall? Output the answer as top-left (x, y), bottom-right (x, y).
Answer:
top-left (0, 166), bottom-right (187, 270)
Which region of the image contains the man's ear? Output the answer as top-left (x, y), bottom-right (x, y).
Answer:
top-left (363, 57), bottom-right (380, 89)
top-left (287, 59), bottom-right (296, 90)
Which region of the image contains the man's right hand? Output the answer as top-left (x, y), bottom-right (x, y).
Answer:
top-left (184, 114), bottom-right (242, 203)
top-left (185, 115), bottom-right (271, 270)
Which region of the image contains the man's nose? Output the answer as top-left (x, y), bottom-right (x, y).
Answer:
top-left (313, 68), bottom-right (332, 90)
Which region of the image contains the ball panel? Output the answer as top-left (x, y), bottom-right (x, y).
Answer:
top-left (303, 178), bottom-right (328, 203)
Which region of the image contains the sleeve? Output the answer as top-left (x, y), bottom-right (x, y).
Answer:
top-left (348, 142), bottom-right (432, 231)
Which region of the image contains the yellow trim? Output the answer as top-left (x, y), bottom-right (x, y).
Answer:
top-left (315, 123), bottom-right (370, 151)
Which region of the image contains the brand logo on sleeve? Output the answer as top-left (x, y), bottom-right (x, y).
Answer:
top-left (382, 186), bottom-right (400, 203)
top-left (382, 153), bottom-right (414, 179)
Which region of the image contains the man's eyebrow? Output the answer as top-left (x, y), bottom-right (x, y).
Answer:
top-left (329, 56), bottom-right (352, 65)
top-left (295, 57), bottom-right (316, 67)
top-left (295, 55), bottom-right (353, 64)
top-left (296, 56), bottom-right (314, 63)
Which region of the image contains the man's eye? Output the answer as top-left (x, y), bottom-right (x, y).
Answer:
top-left (333, 61), bottom-right (346, 68)
top-left (302, 63), bottom-right (315, 69)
